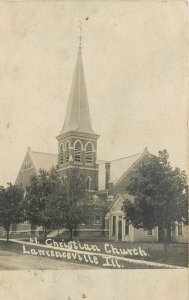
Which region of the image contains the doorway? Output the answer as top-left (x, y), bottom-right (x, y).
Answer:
top-left (118, 220), bottom-right (122, 241)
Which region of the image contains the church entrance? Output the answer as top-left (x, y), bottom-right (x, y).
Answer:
top-left (118, 220), bottom-right (122, 241)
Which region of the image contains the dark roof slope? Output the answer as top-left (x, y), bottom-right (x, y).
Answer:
top-left (31, 151), bottom-right (57, 171)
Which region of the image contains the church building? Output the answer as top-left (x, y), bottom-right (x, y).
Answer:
top-left (14, 40), bottom-right (188, 243)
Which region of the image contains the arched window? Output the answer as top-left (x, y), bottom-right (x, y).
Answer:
top-left (86, 176), bottom-right (91, 190)
top-left (74, 141), bottom-right (81, 162)
top-left (24, 161), bottom-right (31, 169)
top-left (86, 143), bottom-right (93, 163)
top-left (66, 142), bottom-right (70, 162)
top-left (94, 215), bottom-right (100, 224)
top-left (60, 144), bottom-right (64, 165)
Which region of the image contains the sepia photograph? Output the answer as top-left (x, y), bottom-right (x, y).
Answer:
top-left (0, 0), bottom-right (188, 299)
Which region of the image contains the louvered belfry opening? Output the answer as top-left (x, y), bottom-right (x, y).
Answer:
top-left (60, 144), bottom-right (64, 165)
top-left (86, 143), bottom-right (92, 163)
top-left (66, 142), bottom-right (70, 162)
top-left (74, 141), bottom-right (81, 162)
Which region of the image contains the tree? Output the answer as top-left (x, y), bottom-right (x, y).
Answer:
top-left (25, 168), bottom-right (94, 241)
top-left (0, 183), bottom-right (24, 241)
top-left (47, 169), bottom-right (94, 241)
top-left (122, 150), bottom-right (187, 253)
top-left (24, 167), bottom-right (60, 240)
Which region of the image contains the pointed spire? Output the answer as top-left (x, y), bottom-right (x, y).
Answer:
top-left (79, 21), bottom-right (82, 50)
top-left (143, 147), bottom-right (149, 155)
top-left (59, 34), bottom-right (97, 136)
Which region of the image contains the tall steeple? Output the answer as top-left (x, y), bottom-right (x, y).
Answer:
top-left (56, 32), bottom-right (99, 191)
top-left (59, 47), bottom-right (96, 136)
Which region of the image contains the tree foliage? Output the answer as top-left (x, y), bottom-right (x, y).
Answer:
top-left (123, 150), bottom-right (188, 250)
top-left (47, 169), bottom-right (94, 240)
top-left (24, 167), bottom-right (60, 239)
top-left (25, 168), bottom-right (94, 240)
top-left (0, 183), bottom-right (24, 241)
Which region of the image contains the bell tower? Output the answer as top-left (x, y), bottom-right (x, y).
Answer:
top-left (56, 35), bottom-right (100, 191)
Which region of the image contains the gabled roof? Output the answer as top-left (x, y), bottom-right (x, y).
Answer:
top-left (97, 152), bottom-right (142, 185)
top-left (59, 49), bottom-right (97, 136)
top-left (112, 148), bottom-right (151, 188)
top-left (31, 151), bottom-right (57, 171)
top-left (108, 193), bottom-right (134, 212)
top-left (109, 153), bottom-right (142, 184)
top-left (119, 193), bottom-right (134, 202)
top-left (97, 148), bottom-right (151, 191)
top-left (15, 148), bottom-right (58, 186)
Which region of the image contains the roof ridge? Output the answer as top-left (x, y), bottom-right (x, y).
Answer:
top-left (97, 160), bottom-right (109, 164)
top-left (119, 192), bottom-right (130, 196)
top-left (32, 151), bottom-right (57, 156)
top-left (110, 153), bottom-right (141, 163)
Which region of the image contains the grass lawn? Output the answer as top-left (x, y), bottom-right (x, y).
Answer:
top-left (0, 239), bottom-right (188, 269)
top-left (0, 240), bottom-right (158, 269)
top-left (0, 240), bottom-right (22, 253)
top-left (36, 236), bottom-right (188, 267)
top-left (83, 240), bottom-right (188, 267)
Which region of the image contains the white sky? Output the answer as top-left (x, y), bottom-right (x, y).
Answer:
top-left (0, 1), bottom-right (188, 186)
